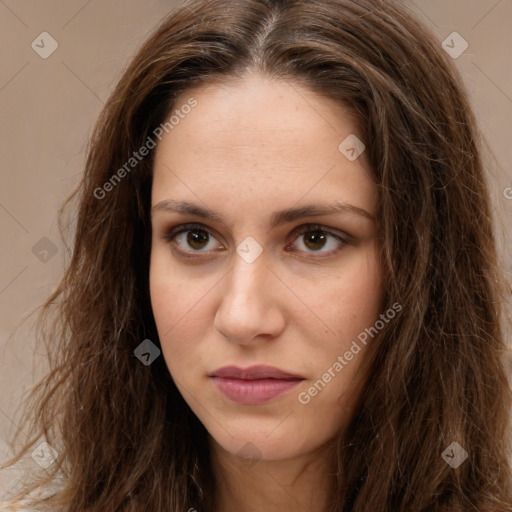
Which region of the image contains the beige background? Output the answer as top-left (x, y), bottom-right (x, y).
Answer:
top-left (0, 0), bottom-right (511, 497)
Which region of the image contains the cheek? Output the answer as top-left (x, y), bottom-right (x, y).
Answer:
top-left (149, 249), bottom-right (216, 376)
top-left (149, 246), bottom-right (202, 329)
top-left (149, 254), bottom-right (189, 357)
top-left (311, 244), bottom-right (383, 342)
top-left (341, 249), bottom-right (383, 327)
top-left (301, 246), bottom-right (383, 401)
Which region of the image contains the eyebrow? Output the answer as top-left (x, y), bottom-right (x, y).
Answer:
top-left (151, 199), bottom-right (375, 228)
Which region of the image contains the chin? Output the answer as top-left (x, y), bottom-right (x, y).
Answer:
top-left (205, 419), bottom-right (318, 464)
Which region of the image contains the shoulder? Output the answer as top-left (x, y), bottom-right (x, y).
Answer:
top-left (0, 473), bottom-right (66, 511)
top-left (0, 497), bottom-right (46, 511)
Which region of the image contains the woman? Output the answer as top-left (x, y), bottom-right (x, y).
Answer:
top-left (1, 0), bottom-right (511, 510)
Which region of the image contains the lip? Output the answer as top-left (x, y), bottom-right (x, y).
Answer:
top-left (209, 365), bottom-right (304, 380)
top-left (209, 365), bottom-right (304, 405)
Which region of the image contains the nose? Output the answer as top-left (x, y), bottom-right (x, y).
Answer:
top-left (213, 251), bottom-right (286, 345)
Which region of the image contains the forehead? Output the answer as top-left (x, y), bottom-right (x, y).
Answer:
top-left (156, 74), bottom-right (363, 157)
top-left (151, 74), bottom-right (375, 216)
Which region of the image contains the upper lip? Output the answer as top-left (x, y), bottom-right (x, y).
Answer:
top-left (209, 365), bottom-right (304, 380)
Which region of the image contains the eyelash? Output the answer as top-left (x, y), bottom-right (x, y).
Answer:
top-left (161, 222), bottom-right (351, 260)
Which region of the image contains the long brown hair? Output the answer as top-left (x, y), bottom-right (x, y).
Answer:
top-left (2, 0), bottom-right (511, 510)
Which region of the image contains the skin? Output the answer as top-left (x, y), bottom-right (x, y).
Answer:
top-left (149, 71), bottom-right (384, 512)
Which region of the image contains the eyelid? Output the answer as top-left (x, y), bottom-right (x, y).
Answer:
top-left (161, 222), bottom-right (351, 257)
top-left (163, 222), bottom-right (224, 244)
top-left (287, 223), bottom-right (351, 244)
top-left (284, 223), bottom-right (351, 258)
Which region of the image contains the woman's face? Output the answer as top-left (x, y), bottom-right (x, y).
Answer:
top-left (150, 73), bottom-right (384, 462)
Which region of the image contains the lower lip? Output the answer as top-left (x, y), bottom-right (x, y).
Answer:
top-left (211, 377), bottom-right (303, 404)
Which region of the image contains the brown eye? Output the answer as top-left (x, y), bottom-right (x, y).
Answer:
top-left (174, 228), bottom-right (222, 252)
top-left (184, 229), bottom-right (210, 250)
top-left (288, 225), bottom-right (350, 256)
top-left (302, 231), bottom-right (328, 251)
top-left (163, 223), bottom-right (224, 257)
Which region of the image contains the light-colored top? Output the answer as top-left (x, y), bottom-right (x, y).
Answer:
top-left (0, 497), bottom-right (47, 511)
top-left (0, 475), bottom-right (65, 511)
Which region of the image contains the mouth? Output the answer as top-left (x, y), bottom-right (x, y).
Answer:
top-left (209, 365), bottom-right (305, 405)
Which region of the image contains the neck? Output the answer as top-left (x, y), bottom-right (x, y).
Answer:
top-left (209, 437), bottom-right (337, 512)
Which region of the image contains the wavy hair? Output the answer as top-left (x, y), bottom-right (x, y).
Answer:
top-left (2, 0), bottom-right (511, 510)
